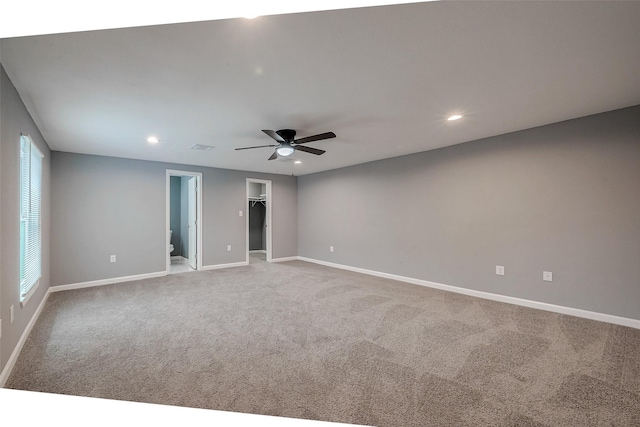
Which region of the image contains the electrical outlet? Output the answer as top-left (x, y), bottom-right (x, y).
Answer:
top-left (227, 245), bottom-right (232, 252)
top-left (10, 305), bottom-right (15, 323)
top-left (543, 271), bottom-right (553, 282)
top-left (330, 246), bottom-right (334, 252)
top-left (496, 265), bottom-right (505, 276)
top-left (239, 210), bottom-right (243, 217)
top-left (110, 255), bottom-right (116, 263)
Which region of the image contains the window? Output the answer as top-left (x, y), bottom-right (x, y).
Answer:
top-left (19, 134), bottom-right (43, 302)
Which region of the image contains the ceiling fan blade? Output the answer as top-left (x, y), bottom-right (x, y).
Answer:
top-left (294, 132), bottom-right (336, 145)
top-left (235, 144), bottom-right (278, 150)
top-left (295, 145), bottom-right (326, 155)
top-left (262, 130), bottom-right (284, 142)
top-left (268, 150), bottom-right (278, 160)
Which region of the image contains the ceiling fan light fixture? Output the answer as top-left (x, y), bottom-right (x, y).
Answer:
top-left (276, 145), bottom-right (295, 157)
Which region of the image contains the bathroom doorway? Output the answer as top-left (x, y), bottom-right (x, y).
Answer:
top-left (166, 170), bottom-right (203, 274)
top-left (246, 178), bottom-right (272, 264)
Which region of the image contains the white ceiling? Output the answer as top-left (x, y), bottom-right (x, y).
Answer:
top-left (2, 1), bottom-right (640, 176)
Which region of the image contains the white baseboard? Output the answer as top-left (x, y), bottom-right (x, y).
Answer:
top-left (270, 256), bottom-right (298, 263)
top-left (297, 256), bottom-right (640, 330)
top-left (249, 250), bottom-right (266, 254)
top-left (201, 261), bottom-right (248, 271)
top-left (50, 271), bottom-right (168, 293)
top-left (0, 288), bottom-right (51, 388)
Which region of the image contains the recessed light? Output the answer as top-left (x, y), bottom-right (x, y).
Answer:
top-left (448, 114), bottom-right (463, 121)
top-left (294, 160), bottom-right (302, 164)
top-left (147, 136), bottom-right (159, 144)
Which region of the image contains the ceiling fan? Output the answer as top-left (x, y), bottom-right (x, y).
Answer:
top-left (235, 129), bottom-right (336, 160)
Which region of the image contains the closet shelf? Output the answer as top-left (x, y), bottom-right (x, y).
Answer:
top-left (248, 195), bottom-right (266, 207)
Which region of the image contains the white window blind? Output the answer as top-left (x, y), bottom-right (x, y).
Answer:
top-left (19, 134), bottom-right (43, 301)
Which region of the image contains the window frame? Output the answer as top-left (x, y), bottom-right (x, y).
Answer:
top-left (19, 133), bottom-right (44, 305)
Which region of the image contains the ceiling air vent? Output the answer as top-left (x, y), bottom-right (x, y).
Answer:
top-left (190, 144), bottom-right (214, 151)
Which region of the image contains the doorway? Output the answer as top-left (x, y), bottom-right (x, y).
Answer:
top-left (166, 170), bottom-right (203, 273)
top-left (246, 178), bottom-right (272, 264)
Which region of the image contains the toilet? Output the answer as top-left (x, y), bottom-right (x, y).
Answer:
top-left (169, 230), bottom-right (174, 254)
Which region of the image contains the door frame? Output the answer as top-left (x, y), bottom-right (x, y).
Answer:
top-left (166, 170), bottom-right (203, 273)
top-left (246, 178), bottom-right (272, 263)
top-left (187, 176), bottom-right (197, 269)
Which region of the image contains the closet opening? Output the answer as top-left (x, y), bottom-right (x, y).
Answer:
top-left (166, 170), bottom-right (203, 274)
top-left (246, 179), bottom-right (272, 264)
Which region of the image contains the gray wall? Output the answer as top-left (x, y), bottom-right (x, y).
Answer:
top-left (169, 176), bottom-right (182, 256)
top-left (249, 182), bottom-right (264, 197)
top-left (51, 153), bottom-right (298, 285)
top-left (0, 65), bottom-right (51, 373)
top-left (298, 105), bottom-right (640, 320)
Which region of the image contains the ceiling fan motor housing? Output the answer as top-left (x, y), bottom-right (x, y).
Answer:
top-left (277, 129), bottom-right (296, 142)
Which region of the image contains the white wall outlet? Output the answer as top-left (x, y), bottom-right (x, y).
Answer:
top-left (239, 210), bottom-right (243, 217)
top-left (496, 265), bottom-right (505, 276)
top-left (330, 246), bottom-right (334, 252)
top-left (227, 245), bottom-right (232, 252)
top-left (110, 255), bottom-right (116, 263)
top-left (10, 305), bottom-right (15, 323)
top-left (543, 271), bottom-right (553, 282)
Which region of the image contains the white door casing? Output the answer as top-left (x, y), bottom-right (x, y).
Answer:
top-left (246, 178), bottom-right (272, 263)
top-left (188, 177), bottom-right (197, 269)
top-left (166, 170), bottom-right (203, 273)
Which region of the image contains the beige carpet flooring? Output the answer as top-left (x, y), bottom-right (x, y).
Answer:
top-left (7, 255), bottom-right (640, 426)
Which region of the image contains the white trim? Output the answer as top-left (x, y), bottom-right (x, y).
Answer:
top-left (297, 257), bottom-right (640, 330)
top-left (249, 250), bottom-right (266, 254)
top-left (166, 170), bottom-right (203, 273)
top-left (270, 256), bottom-right (298, 263)
top-left (201, 261), bottom-right (248, 271)
top-left (19, 277), bottom-right (42, 308)
top-left (49, 271), bottom-right (167, 293)
top-left (246, 179), bottom-right (273, 264)
top-left (0, 288), bottom-right (51, 387)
